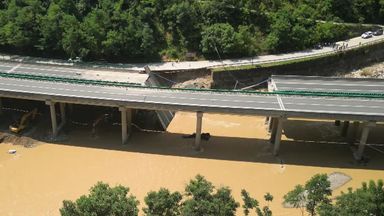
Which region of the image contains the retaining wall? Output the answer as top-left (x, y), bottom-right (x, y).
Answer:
top-left (211, 41), bottom-right (384, 89)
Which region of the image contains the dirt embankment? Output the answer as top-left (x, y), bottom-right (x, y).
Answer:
top-left (345, 61), bottom-right (384, 78)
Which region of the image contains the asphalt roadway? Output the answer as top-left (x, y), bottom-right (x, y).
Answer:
top-left (271, 75), bottom-right (384, 94)
top-left (0, 31), bottom-right (383, 72)
top-left (0, 76), bottom-right (383, 122)
top-left (0, 61), bottom-right (148, 85)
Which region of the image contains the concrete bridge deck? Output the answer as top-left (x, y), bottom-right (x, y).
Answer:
top-left (0, 73), bottom-right (383, 160)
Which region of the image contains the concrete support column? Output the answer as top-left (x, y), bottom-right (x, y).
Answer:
top-left (0, 98), bottom-right (2, 115)
top-left (120, 107), bottom-right (128, 145)
top-left (269, 118), bottom-right (278, 143)
top-left (194, 111), bottom-right (203, 150)
top-left (268, 117), bottom-right (275, 133)
top-left (341, 121), bottom-right (350, 137)
top-left (126, 108), bottom-right (132, 135)
top-left (348, 121), bottom-right (360, 144)
top-left (273, 117), bottom-right (285, 156)
top-left (46, 101), bottom-right (58, 137)
top-left (355, 121), bottom-right (375, 160)
top-left (60, 103), bottom-right (66, 124)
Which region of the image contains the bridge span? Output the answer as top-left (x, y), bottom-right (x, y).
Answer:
top-left (0, 72), bottom-right (383, 160)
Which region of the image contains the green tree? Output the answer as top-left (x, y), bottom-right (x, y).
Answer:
top-left (60, 182), bottom-right (139, 216)
top-left (241, 190), bottom-right (274, 216)
top-left (284, 174), bottom-right (331, 216)
top-left (143, 188), bottom-right (182, 216)
top-left (181, 175), bottom-right (239, 216)
top-left (305, 174), bottom-right (332, 216)
top-left (318, 180), bottom-right (384, 216)
top-left (200, 23), bottom-right (237, 58)
top-left (241, 189), bottom-right (259, 216)
top-left (284, 185), bottom-right (306, 216)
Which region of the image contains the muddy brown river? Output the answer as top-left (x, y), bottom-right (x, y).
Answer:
top-left (1, 112), bottom-right (384, 215)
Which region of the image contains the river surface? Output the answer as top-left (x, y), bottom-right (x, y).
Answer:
top-left (1, 112), bottom-right (384, 215)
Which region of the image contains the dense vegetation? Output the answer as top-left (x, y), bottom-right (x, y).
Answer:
top-left (60, 175), bottom-right (274, 216)
top-left (1, 0), bottom-right (383, 62)
top-left (60, 174), bottom-right (384, 216)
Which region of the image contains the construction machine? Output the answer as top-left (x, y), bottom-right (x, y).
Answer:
top-left (9, 108), bottom-right (38, 133)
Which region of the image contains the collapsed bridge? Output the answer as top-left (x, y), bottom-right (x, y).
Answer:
top-left (0, 65), bottom-right (383, 160)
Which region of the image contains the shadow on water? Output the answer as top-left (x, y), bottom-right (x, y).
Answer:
top-left (48, 119), bottom-right (384, 171)
top-left (0, 98), bottom-right (383, 170)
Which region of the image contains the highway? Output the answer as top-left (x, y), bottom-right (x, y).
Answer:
top-left (0, 75), bottom-right (384, 122)
top-left (271, 75), bottom-right (384, 94)
top-left (0, 31), bottom-right (383, 72)
top-left (0, 61), bottom-right (148, 84)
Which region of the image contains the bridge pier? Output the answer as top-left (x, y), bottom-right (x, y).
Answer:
top-left (46, 101), bottom-right (58, 137)
top-left (341, 121), bottom-right (350, 137)
top-left (119, 107), bottom-right (132, 144)
top-left (194, 111), bottom-right (203, 150)
top-left (267, 117), bottom-right (274, 133)
top-left (348, 121), bottom-right (360, 144)
top-left (269, 117), bottom-right (278, 143)
top-left (60, 103), bottom-right (66, 124)
top-left (354, 121), bottom-right (375, 161)
top-left (272, 117), bottom-right (285, 156)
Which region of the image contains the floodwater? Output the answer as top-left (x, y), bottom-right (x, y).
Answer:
top-left (1, 112), bottom-right (384, 216)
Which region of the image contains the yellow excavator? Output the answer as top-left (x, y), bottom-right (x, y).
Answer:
top-left (9, 108), bottom-right (38, 133)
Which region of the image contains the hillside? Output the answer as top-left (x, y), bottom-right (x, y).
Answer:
top-left (0, 0), bottom-right (383, 62)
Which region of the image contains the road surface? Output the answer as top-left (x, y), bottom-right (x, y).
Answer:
top-left (0, 32), bottom-right (383, 72)
top-left (0, 76), bottom-right (383, 121)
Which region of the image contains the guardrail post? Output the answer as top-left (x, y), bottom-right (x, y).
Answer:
top-left (46, 100), bottom-right (58, 138)
top-left (194, 111), bottom-right (204, 150)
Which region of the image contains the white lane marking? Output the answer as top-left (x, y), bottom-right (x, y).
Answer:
top-left (7, 64), bottom-right (21, 73)
top-left (276, 95), bottom-right (286, 110)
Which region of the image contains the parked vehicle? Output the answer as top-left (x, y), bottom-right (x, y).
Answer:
top-left (373, 28), bottom-right (383, 36)
top-left (361, 31), bottom-right (373, 39)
